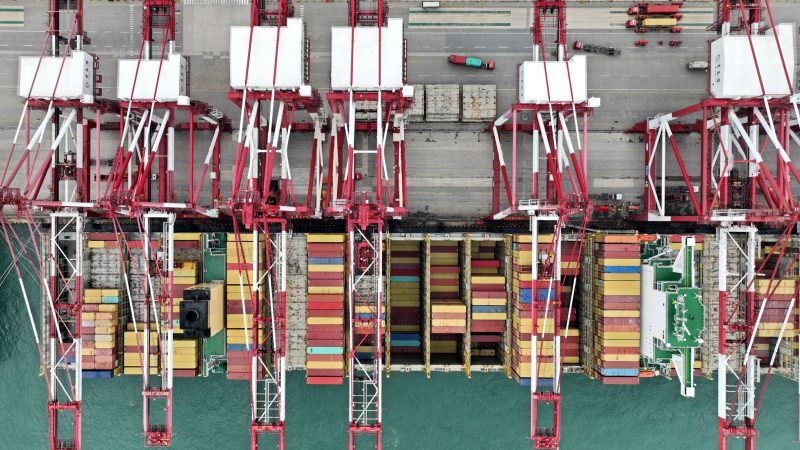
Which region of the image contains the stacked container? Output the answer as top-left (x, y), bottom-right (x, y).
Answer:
top-left (470, 240), bottom-right (506, 361)
top-left (160, 261), bottom-right (199, 336)
top-left (225, 232), bottom-right (263, 380)
top-left (510, 234), bottom-right (577, 385)
top-left (173, 338), bottom-right (200, 377)
top-left (560, 240), bottom-right (581, 367)
top-left (430, 241), bottom-right (465, 356)
top-left (306, 234), bottom-right (346, 385)
top-left (754, 277), bottom-right (796, 360)
top-left (82, 290), bottom-right (120, 376)
top-left (510, 234), bottom-right (534, 383)
top-left (123, 325), bottom-right (158, 375)
top-left (389, 240), bottom-right (422, 354)
top-left (593, 234), bottom-right (641, 384)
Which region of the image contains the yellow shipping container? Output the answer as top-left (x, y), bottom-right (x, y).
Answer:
top-left (307, 317), bottom-right (344, 325)
top-left (598, 331), bottom-right (641, 340)
top-left (431, 319), bottom-right (466, 326)
top-left (472, 298), bottom-right (506, 306)
top-left (123, 367), bottom-right (159, 375)
top-left (472, 313), bottom-right (506, 320)
top-left (174, 232), bottom-right (201, 241)
top-left (307, 234), bottom-right (346, 243)
top-left (307, 360), bottom-right (344, 369)
top-left (308, 286), bottom-right (345, 295)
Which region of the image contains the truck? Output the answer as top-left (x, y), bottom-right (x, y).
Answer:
top-left (448, 54), bottom-right (495, 70)
top-left (686, 60), bottom-right (708, 71)
top-left (625, 16), bottom-right (679, 32)
top-left (573, 41), bottom-right (621, 56)
top-left (627, 2), bottom-right (683, 16)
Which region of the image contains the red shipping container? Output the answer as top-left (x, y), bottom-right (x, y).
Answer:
top-left (308, 301), bottom-right (344, 310)
top-left (431, 292), bottom-right (460, 299)
top-left (306, 243), bottom-right (344, 252)
top-left (307, 376), bottom-right (343, 385)
top-left (307, 309), bottom-right (344, 318)
top-left (471, 334), bottom-right (503, 343)
top-left (598, 375), bottom-right (639, 385)
top-left (307, 324), bottom-right (344, 332)
top-left (307, 272), bottom-right (345, 280)
top-left (307, 339), bottom-right (343, 347)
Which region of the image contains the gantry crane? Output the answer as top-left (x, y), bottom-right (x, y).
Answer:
top-left (0, 1), bottom-right (115, 448)
top-left (227, 0), bottom-right (324, 448)
top-left (487, 1), bottom-right (597, 448)
top-left (325, 0), bottom-right (413, 447)
top-left (105, 0), bottom-right (228, 446)
top-left (629, 1), bottom-right (798, 448)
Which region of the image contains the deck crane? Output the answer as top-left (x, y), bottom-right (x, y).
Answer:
top-left (226, 0), bottom-right (324, 448)
top-left (0, 1), bottom-right (115, 448)
top-left (629, 0), bottom-right (798, 448)
top-left (487, 0), bottom-right (597, 448)
top-left (107, 0), bottom-right (229, 446)
top-left (326, 0), bottom-right (413, 447)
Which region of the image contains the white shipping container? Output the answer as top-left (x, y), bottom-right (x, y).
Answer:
top-left (117, 54), bottom-right (187, 102)
top-left (518, 56), bottom-right (588, 104)
top-left (18, 51), bottom-right (94, 101)
top-left (331, 18), bottom-right (405, 91)
top-left (229, 18), bottom-right (306, 90)
top-left (710, 23), bottom-right (796, 99)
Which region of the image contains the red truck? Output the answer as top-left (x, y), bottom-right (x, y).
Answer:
top-left (627, 2), bottom-right (683, 16)
top-left (448, 54), bottom-right (495, 70)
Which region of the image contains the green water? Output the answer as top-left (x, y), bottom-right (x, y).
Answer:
top-left (1, 238), bottom-right (798, 449)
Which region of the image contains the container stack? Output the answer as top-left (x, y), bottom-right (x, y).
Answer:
top-left (127, 236), bottom-right (161, 323)
top-left (593, 234), bottom-right (641, 385)
top-left (757, 240), bottom-right (800, 372)
top-left (160, 261), bottom-right (199, 336)
top-left (225, 233), bottom-right (263, 380)
top-left (306, 234), bottom-right (346, 385)
top-left (389, 240), bottom-right (422, 355)
top-left (510, 234), bottom-right (534, 383)
top-left (82, 290), bottom-right (120, 377)
top-left (430, 241), bottom-right (465, 358)
top-left (509, 234), bottom-right (578, 385)
top-left (470, 241), bottom-right (506, 362)
top-left (561, 240), bottom-right (582, 368)
top-left (86, 233), bottom-right (123, 290)
top-left (173, 338), bottom-right (200, 377)
top-left (425, 84), bottom-right (460, 122)
top-left (754, 277), bottom-right (796, 361)
top-left (123, 325), bottom-right (158, 375)
top-left (461, 84), bottom-right (496, 122)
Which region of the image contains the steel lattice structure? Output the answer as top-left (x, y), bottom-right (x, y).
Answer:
top-left (0, 0), bottom-right (230, 448)
top-left (487, 1), bottom-right (594, 448)
top-left (629, 1), bottom-right (799, 448)
top-left (0, 1), bottom-right (113, 448)
top-left (108, 2), bottom-right (228, 445)
top-left (226, 0), bottom-right (324, 448)
top-left (324, 1), bottom-right (412, 448)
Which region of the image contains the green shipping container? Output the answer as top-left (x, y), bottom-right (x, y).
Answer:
top-left (465, 57), bottom-right (483, 68)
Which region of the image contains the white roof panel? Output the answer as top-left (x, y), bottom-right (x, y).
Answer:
top-left (519, 56), bottom-right (588, 104)
top-left (117, 54), bottom-right (187, 102)
top-left (229, 18), bottom-right (305, 90)
top-left (330, 18), bottom-right (404, 91)
top-left (18, 51), bottom-right (94, 101)
top-left (710, 23), bottom-right (796, 98)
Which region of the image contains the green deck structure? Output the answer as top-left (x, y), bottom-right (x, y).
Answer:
top-left (641, 235), bottom-right (705, 397)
